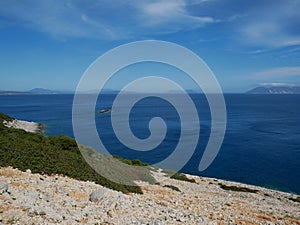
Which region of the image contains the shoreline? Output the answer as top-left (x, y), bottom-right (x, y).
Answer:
top-left (3, 119), bottom-right (45, 135)
top-left (2, 117), bottom-right (299, 196)
top-left (1, 115), bottom-right (299, 196)
top-left (0, 114), bottom-right (299, 223)
top-left (184, 172), bottom-right (299, 196)
top-left (181, 172), bottom-right (300, 198)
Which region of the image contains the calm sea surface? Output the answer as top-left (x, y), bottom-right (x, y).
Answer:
top-left (0, 94), bottom-right (299, 194)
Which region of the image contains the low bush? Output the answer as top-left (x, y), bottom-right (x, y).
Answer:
top-left (219, 183), bottom-right (258, 193)
top-left (288, 197), bottom-right (300, 203)
top-left (113, 155), bottom-right (149, 166)
top-left (163, 184), bottom-right (181, 192)
top-left (170, 173), bottom-right (196, 183)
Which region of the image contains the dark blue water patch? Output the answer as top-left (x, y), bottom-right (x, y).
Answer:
top-left (180, 94), bottom-right (300, 194)
top-left (0, 94), bottom-right (299, 194)
top-left (96, 96), bottom-right (182, 164)
top-left (0, 94), bottom-right (75, 137)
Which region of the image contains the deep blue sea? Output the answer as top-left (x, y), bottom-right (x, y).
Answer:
top-left (0, 94), bottom-right (299, 194)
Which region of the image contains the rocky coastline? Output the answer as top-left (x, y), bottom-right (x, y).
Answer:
top-left (0, 115), bottom-right (299, 224)
top-left (3, 119), bottom-right (45, 135)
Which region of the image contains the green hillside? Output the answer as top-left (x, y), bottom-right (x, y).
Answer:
top-left (0, 112), bottom-right (142, 194)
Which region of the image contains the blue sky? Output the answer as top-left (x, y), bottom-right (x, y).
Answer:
top-left (0, 0), bottom-right (300, 92)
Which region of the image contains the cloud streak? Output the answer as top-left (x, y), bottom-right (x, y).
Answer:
top-left (0, 0), bottom-right (217, 40)
top-left (237, 1), bottom-right (300, 49)
top-left (259, 82), bottom-right (297, 87)
top-left (1, 0), bottom-right (298, 54)
top-left (136, 0), bottom-right (215, 28)
top-left (250, 67), bottom-right (300, 80)
top-left (0, 0), bottom-right (119, 39)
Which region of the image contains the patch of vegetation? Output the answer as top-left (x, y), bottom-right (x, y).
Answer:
top-left (283, 214), bottom-right (300, 221)
top-left (0, 112), bottom-right (142, 194)
top-left (219, 183), bottom-right (258, 193)
top-left (7, 216), bottom-right (18, 225)
top-left (162, 169), bottom-right (175, 176)
top-left (80, 146), bottom-right (156, 185)
top-left (288, 196), bottom-right (300, 203)
top-left (163, 184), bottom-right (181, 192)
top-left (170, 172), bottom-right (196, 183)
top-left (113, 155), bottom-right (149, 166)
top-left (0, 112), bottom-right (14, 123)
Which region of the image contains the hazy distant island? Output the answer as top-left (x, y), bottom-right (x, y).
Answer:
top-left (247, 85), bottom-right (300, 94)
top-left (29, 88), bottom-right (62, 94)
top-left (0, 88), bottom-right (122, 95)
top-left (2, 85), bottom-right (300, 96)
top-left (0, 88), bottom-right (68, 95)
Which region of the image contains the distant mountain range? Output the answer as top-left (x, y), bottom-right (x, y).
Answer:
top-left (0, 88), bottom-right (200, 95)
top-left (29, 88), bottom-right (62, 94)
top-left (2, 86), bottom-right (300, 95)
top-left (0, 88), bottom-right (71, 95)
top-left (247, 85), bottom-right (300, 94)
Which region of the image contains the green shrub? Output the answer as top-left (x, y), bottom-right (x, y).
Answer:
top-left (288, 197), bottom-right (300, 203)
top-left (0, 112), bottom-right (14, 123)
top-left (163, 184), bottom-right (181, 192)
top-left (219, 183), bottom-right (258, 193)
top-left (113, 155), bottom-right (149, 166)
top-left (170, 172), bottom-right (196, 183)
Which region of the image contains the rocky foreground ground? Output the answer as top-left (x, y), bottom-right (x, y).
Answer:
top-left (0, 167), bottom-right (299, 225)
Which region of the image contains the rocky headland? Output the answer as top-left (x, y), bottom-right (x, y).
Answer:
top-left (3, 119), bottom-right (44, 134)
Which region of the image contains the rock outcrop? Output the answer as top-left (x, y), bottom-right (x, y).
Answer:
top-left (0, 182), bottom-right (8, 194)
top-left (3, 119), bottom-right (44, 134)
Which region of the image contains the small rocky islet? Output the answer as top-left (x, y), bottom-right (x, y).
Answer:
top-left (99, 109), bottom-right (112, 114)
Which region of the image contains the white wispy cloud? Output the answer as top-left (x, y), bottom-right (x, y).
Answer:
top-left (250, 67), bottom-right (300, 80)
top-left (259, 82), bottom-right (297, 87)
top-left (140, 1), bottom-right (186, 17)
top-left (188, 0), bottom-right (216, 4)
top-left (237, 1), bottom-right (300, 49)
top-left (0, 0), bottom-right (217, 40)
top-left (136, 0), bottom-right (215, 31)
top-left (241, 22), bottom-right (300, 48)
top-left (0, 0), bottom-right (120, 39)
top-left (227, 14), bottom-right (247, 22)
